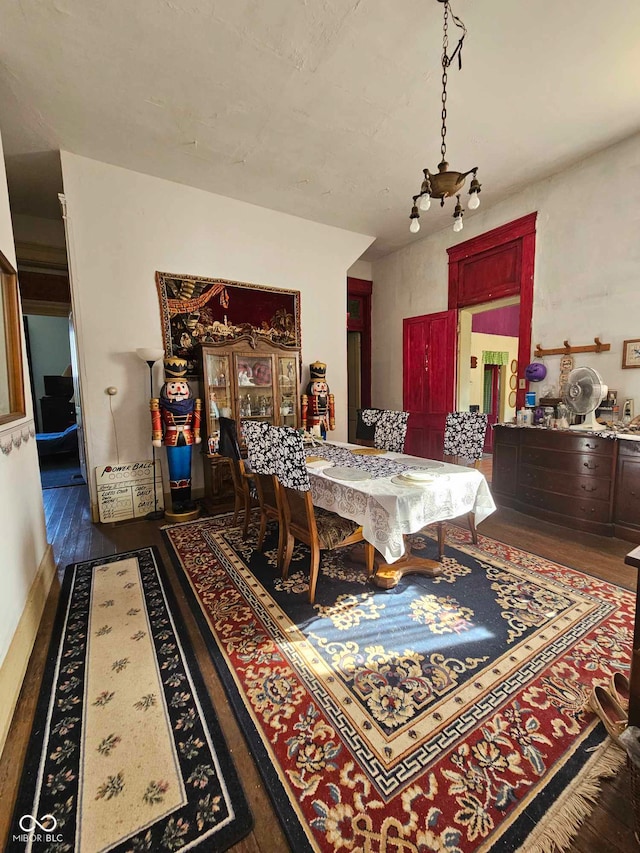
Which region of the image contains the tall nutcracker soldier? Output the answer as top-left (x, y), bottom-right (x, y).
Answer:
top-left (151, 357), bottom-right (202, 520)
top-left (301, 361), bottom-right (335, 438)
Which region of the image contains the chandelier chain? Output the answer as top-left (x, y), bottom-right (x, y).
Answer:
top-left (440, 2), bottom-right (449, 162)
top-left (408, 0), bottom-right (479, 235)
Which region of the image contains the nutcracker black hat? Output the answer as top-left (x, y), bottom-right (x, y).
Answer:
top-left (309, 361), bottom-right (327, 380)
top-left (164, 357), bottom-right (188, 380)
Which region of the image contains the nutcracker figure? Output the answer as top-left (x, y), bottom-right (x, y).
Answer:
top-left (151, 357), bottom-right (202, 517)
top-left (301, 361), bottom-right (335, 437)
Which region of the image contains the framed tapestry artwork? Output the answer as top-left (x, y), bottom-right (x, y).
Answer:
top-left (622, 338), bottom-right (640, 369)
top-left (155, 272), bottom-right (301, 377)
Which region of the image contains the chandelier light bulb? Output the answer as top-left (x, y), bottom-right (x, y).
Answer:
top-left (453, 217), bottom-right (464, 233)
top-left (418, 194), bottom-right (431, 211)
top-left (468, 193), bottom-right (480, 210)
top-left (410, 218), bottom-right (421, 234)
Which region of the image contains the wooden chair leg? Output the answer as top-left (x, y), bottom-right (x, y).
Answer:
top-left (241, 495), bottom-right (251, 540)
top-left (467, 512), bottom-right (478, 544)
top-left (437, 521), bottom-right (446, 560)
top-left (282, 532), bottom-right (294, 580)
top-left (257, 514), bottom-right (268, 551)
top-left (232, 496), bottom-right (240, 526)
top-left (276, 521), bottom-right (286, 572)
top-left (308, 542), bottom-right (321, 604)
top-left (365, 542), bottom-right (375, 576)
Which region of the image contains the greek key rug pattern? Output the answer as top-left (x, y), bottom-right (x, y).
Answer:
top-left (163, 517), bottom-right (632, 853)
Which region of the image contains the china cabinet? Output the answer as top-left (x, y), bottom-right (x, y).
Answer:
top-left (199, 337), bottom-right (301, 503)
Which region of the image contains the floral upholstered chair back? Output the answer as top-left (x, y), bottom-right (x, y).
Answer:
top-left (373, 410), bottom-right (410, 453)
top-left (242, 420), bottom-right (274, 474)
top-left (443, 412), bottom-right (488, 463)
top-left (273, 426), bottom-right (311, 491)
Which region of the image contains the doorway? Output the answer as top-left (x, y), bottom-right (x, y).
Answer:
top-left (403, 213), bottom-right (536, 456)
top-left (347, 277), bottom-right (372, 442)
top-left (457, 297), bottom-right (520, 452)
top-left (17, 247), bottom-right (86, 489)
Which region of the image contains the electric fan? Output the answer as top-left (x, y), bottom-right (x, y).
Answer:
top-left (562, 367), bottom-right (608, 431)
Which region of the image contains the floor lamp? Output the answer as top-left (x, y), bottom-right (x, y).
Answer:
top-left (136, 348), bottom-right (165, 521)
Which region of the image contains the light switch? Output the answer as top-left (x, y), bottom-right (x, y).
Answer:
top-left (519, 378), bottom-right (526, 389)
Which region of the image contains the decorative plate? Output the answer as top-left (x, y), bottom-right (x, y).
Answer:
top-left (323, 466), bottom-right (372, 482)
top-left (509, 373), bottom-right (518, 390)
top-left (391, 474), bottom-right (433, 487)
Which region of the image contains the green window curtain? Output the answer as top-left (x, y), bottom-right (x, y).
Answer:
top-left (482, 367), bottom-right (493, 413)
top-left (482, 350), bottom-right (509, 365)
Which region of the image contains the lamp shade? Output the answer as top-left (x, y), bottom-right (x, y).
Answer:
top-left (136, 347), bottom-right (165, 363)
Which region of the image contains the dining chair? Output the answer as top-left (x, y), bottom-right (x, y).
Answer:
top-left (374, 409), bottom-right (410, 453)
top-left (436, 411), bottom-right (488, 556)
top-left (242, 420), bottom-right (285, 565)
top-left (273, 426), bottom-right (375, 604)
top-left (218, 416), bottom-right (252, 539)
top-left (355, 407), bottom-right (382, 446)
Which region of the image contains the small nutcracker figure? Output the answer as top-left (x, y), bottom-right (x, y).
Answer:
top-left (151, 357), bottom-right (202, 516)
top-left (301, 361), bottom-right (335, 437)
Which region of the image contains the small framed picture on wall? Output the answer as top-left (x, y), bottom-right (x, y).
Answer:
top-left (622, 339), bottom-right (640, 369)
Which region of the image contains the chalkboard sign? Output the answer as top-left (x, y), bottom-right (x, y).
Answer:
top-left (96, 460), bottom-right (163, 523)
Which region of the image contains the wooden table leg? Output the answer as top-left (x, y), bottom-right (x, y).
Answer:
top-left (372, 535), bottom-right (443, 589)
top-left (624, 545), bottom-right (640, 727)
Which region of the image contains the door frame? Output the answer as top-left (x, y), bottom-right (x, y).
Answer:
top-left (447, 213), bottom-right (536, 411)
top-left (347, 277), bottom-right (372, 408)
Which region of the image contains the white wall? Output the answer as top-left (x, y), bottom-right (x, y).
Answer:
top-left (372, 132), bottom-right (640, 412)
top-left (60, 153), bottom-right (373, 513)
top-left (0, 134), bottom-right (49, 676)
top-left (347, 259), bottom-right (372, 281)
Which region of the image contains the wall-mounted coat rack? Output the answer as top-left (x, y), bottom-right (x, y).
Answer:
top-left (534, 337), bottom-right (611, 358)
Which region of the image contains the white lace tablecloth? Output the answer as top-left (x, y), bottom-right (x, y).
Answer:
top-left (307, 441), bottom-right (496, 563)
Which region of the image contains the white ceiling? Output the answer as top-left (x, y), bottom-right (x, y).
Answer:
top-left (1, 0), bottom-right (640, 260)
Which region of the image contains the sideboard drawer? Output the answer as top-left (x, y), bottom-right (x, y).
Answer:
top-left (521, 446), bottom-right (613, 478)
top-left (519, 486), bottom-right (612, 523)
top-left (523, 430), bottom-right (614, 456)
top-left (518, 465), bottom-right (612, 502)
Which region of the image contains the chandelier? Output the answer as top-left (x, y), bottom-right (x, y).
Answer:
top-left (409, 0), bottom-right (481, 235)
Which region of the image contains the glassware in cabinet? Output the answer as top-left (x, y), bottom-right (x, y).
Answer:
top-left (278, 355), bottom-right (299, 426)
top-left (203, 352), bottom-right (231, 453)
top-left (234, 353), bottom-right (275, 423)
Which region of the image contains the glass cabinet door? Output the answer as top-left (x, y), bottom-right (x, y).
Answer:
top-left (204, 352), bottom-right (231, 452)
top-left (278, 355), bottom-right (298, 427)
top-left (234, 353), bottom-right (275, 424)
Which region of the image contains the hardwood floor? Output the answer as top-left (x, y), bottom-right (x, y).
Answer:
top-left (1, 484), bottom-right (638, 852)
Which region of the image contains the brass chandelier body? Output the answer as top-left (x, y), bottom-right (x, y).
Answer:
top-left (409, 0), bottom-right (481, 234)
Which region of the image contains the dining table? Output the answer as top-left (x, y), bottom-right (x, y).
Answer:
top-left (304, 440), bottom-right (496, 588)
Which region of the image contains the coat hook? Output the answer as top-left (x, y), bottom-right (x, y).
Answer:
top-left (563, 340), bottom-right (571, 352)
top-left (594, 337), bottom-right (602, 351)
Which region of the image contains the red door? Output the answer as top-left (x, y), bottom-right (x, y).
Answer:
top-left (482, 364), bottom-right (500, 452)
top-left (403, 310), bottom-right (457, 459)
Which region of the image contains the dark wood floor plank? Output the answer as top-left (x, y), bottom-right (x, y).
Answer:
top-left (1, 487), bottom-right (638, 853)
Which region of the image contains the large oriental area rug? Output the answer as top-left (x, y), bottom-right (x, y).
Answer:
top-left (8, 547), bottom-right (252, 853)
top-left (163, 517), bottom-right (633, 853)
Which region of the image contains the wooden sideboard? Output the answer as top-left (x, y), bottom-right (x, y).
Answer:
top-left (492, 426), bottom-right (640, 542)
